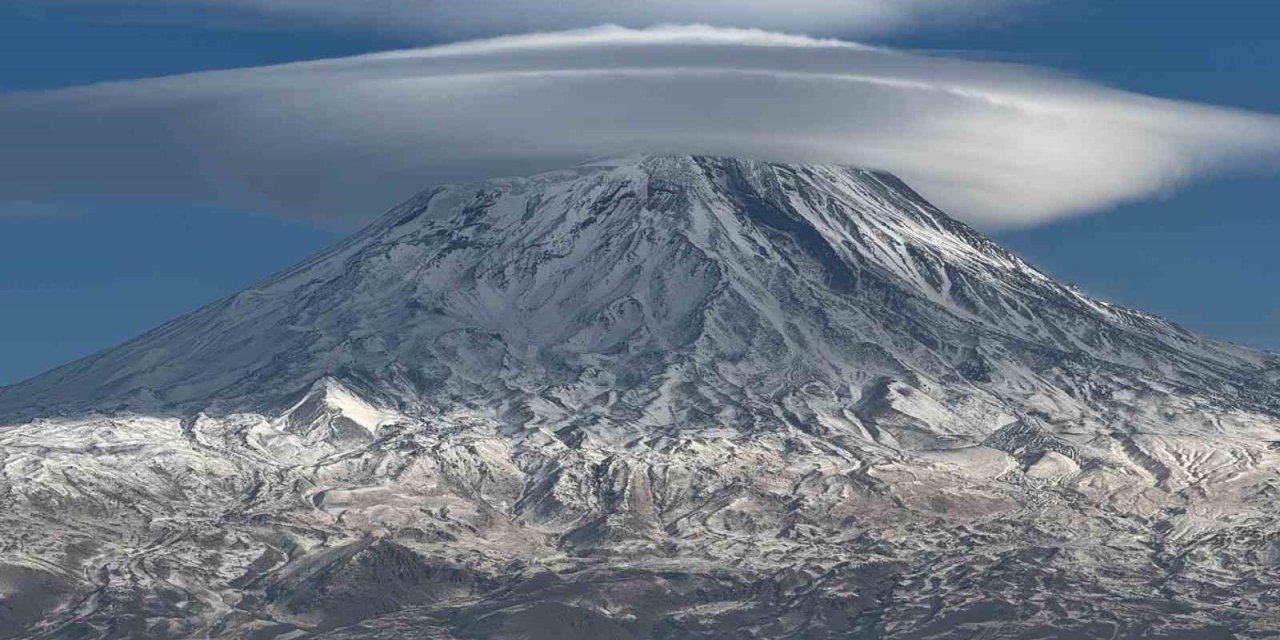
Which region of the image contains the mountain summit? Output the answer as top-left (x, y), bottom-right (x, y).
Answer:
top-left (4, 155), bottom-right (1273, 439)
top-left (3, 156), bottom-right (1280, 639)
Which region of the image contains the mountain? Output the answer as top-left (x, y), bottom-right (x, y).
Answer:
top-left (2, 155), bottom-right (1279, 639)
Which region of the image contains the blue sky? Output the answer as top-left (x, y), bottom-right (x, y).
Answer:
top-left (1, 1), bottom-right (1277, 384)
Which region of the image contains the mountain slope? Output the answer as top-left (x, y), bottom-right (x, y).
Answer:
top-left (2, 156), bottom-right (1280, 639)
top-left (3, 156), bottom-right (1274, 438)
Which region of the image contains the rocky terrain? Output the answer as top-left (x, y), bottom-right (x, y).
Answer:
top-left (2, 155), bottom-right (1279, 639)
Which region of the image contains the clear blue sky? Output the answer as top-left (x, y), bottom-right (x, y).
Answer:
top-left (1, 1), bottom-right (1277, 385)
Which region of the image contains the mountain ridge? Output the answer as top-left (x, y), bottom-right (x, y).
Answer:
top-left (2, 155), bottom-right (1280, 639)
top-left (2, 155), bottom-right (1274, 429)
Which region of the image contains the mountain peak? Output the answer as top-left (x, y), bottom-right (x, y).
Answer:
top-left (2, 156), bottom-right (1273, 442)
top-left (6, 156), bottom-right (1280, 638)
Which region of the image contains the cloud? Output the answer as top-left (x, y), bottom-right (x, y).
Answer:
top-left (77, 0), bottom-right (1041, 38)
top-left (2, 25), bottom-right (1279, 229)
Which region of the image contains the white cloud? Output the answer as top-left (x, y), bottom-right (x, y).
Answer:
top-left (91, 0), bottom-right (1040, 38)
top-left (2, 25), bottom-right (1279, 229)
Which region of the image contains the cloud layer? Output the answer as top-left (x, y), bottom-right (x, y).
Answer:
top-left (91, 0), bottom-right (1039, 38)
top-left (3, 25), bottom-right (1279, 229)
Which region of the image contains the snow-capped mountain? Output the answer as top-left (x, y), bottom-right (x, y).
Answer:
top-left (2, 156), bottom-right (1279, 639)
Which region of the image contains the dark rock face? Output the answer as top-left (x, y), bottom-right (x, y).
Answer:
top-left (264, 540), bottom-right (493, 631)
top-left (0, 565), bottom-right (79, 639)
top-left (2, 156), bottom-right (1279, 638)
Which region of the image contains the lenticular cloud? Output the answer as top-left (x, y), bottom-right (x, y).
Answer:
top-left (2, 25), bottom-right (1279, 228)
top-left (113, 0), bottom-right (1037, 38)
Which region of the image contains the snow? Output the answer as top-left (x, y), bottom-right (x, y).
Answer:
top-left (1, 155), bottom-right (1279, 637)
